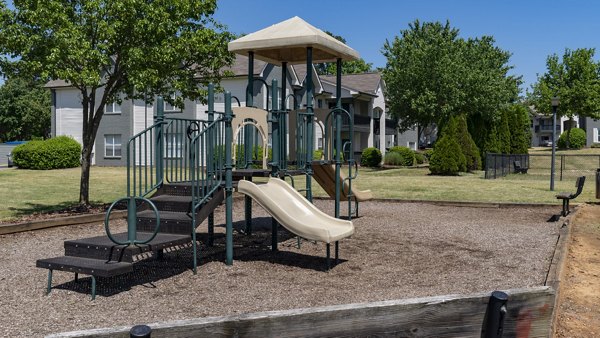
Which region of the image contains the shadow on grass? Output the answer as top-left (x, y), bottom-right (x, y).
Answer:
top-left (7, 200), bottom-right (121, 220)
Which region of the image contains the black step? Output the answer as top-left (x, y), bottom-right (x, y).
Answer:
top-left (137, 210), bottom-right (193, 235)
top-left (138, 188), bottom-right (225, 234)
top-left (36, 256), bottom-right (133, 278)
top-left (158, 182), bottom-right (193, 196)
top-left (64, 232), bottom-right (192, 262)
top-left (157, 181), bottom-right (223, 196)
top-left (150, 195), bottom-right (192, 212)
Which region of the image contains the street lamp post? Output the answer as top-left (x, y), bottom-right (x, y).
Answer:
top-left (551, 97), bottom-right (560, 191)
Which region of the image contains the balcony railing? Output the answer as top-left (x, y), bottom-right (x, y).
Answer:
top-left (535, 125), bottom-right (561, 133)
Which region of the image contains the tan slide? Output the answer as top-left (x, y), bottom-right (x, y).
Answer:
top-left (312, 162), bottom-right (373, 202)
top-left (237, 178), bottom-right (354, 243)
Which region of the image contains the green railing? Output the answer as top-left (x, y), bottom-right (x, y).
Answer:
top-left (324, 106), bottom-right (356, 219)
top-left (127, 121), bottom-right (163, 198)
top-left (164, 117), bottom-right (208, 184)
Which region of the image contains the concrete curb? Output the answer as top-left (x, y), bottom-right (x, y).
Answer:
top-left (0, 210), bottom-right (127, 235)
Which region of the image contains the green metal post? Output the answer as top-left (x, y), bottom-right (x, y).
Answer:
top-left (207, 84), bottom-right (215, 246)
top-left (281, 62), bottom-right (288, 171)
top-left (91, 276), bottom-right (96, 300)
top-left (225, 92), bottom-right (234, 265)
top-left (127, 196), bottom-right (138, 243)
top-left (244, 53), bottom-right (254, 233)
top-left (305, 47), bottom-right (314, 202)
top-left (46, 270), bottom-right (52, 295)
top-left (271, 78), bottom-right (279, 177)
top-left (335, 58), bottom-right (342, 218)
top-left (271, 78), bottom-right (279, 250)
top-left (245, 52), bottom-right (254, 168)
top-left (155, 96), bottom-right (165, 187)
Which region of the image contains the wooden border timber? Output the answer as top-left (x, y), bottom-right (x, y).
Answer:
top-left (0, 210), bottom-right (127, 235)
top-left (47, 286), bottom-right (554, 338)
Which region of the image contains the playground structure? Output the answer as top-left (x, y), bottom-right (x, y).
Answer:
top-left (36, 16), bottom-right (373, 299)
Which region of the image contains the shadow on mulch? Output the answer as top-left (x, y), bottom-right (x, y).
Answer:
top-left (51, 218), bottom-right (338, 298)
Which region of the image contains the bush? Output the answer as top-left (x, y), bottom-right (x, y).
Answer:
top-left (383, 151), bottom-right (403, 166)
top-left (388, 146), bottom-right (415, 166)
top-left (557, 128), bottom-right (586, 150)
top-left (429, 119), bottom-right (466, 175)
top-left (423, 149), bottom-right (434, 161)
top-left (12, 136), bottom-right (81, 169)
top-left (360, 147), bottom-right (382, 167)
top-left (455, 115), bottom-right (481, 171)
top-left (414, 152), bottom-right (425, 164)
top-left (313, 149), bottom-right (324, 160)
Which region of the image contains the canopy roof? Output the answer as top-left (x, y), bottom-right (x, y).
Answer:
top-left (228, 16), bottom-right (360, 65)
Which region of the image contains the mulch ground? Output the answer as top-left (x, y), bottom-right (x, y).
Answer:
top-left (0, 199), bottom-right (560, 337)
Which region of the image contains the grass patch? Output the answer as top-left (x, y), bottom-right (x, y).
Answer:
top-left (0, 167), bottom-right (126, 221)
top-left (1, 163), bottom-right (594, 221)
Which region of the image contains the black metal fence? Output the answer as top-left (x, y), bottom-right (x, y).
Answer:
top-left (485, 153), bottom-right (600, 180)
top-left (484, 153), bottom-right (530, 179)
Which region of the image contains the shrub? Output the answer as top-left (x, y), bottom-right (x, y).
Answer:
top-left (557, 128), bottom-right (586, 149)
top-left (388, 146), bottom-right (415, 166)
top-left (313, 149), bottom-right (324, 160)
top-left (423, 149), bottom-right (434, 161)
top-left (12, 136), bottom-right (81, 169)
top-left (455, 115), bottom-right (481, 171)
top-left (414, 151), bottom-right (425, 164)
top-left (429, 118), bottom-right (466, 175)
top-left (360, 147), bottom-right (382, 167)
top-left (383, 151), bottom-right (403, 166)
top-left (508, 104), bottom-right (531, 154)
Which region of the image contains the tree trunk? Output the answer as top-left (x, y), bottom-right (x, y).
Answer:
top-left (79, 143), bottom-right (93, 206)
top-left (78, 92), bottom-right (104, 206)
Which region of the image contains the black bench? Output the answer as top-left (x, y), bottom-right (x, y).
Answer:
top-left (556, 176), bottom-right (586, 217)
top-left (513, 160), bottom-right (528, 174)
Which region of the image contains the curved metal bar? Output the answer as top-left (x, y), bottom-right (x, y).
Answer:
top-left (231, 96), bottom-right (242, 107)
top-left (246, 78), bottom-right (270, 111)
top-left (285, 93), bottom-right (302, 110)
top-left (104, 197), bottom-right (161, 246)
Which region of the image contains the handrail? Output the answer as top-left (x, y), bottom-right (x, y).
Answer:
top-left (127, 122), bottom-right (163, 198)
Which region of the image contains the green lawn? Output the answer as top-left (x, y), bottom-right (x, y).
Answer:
top-left (286, 167), bottom-right (595, 204)
top-left (0, 164), bottom-right (595, 222)
top-left (0, 167), bottom-right (126, 221)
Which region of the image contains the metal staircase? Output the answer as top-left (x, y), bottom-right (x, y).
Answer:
top-left (37, 86), bottom-right (234, 299)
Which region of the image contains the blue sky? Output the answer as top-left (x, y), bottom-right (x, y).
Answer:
top-left (214, 0), bottom-right (600, 94)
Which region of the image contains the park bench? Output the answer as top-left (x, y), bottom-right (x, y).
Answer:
top-left (513, 160), bottom-right (528, 174)
top-left (556, 176), bottom-right (585, 217)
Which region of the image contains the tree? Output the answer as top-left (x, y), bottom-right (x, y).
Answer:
top-left (0, 76), bottom-right (50, 141)
top-left (529, 48), bottom-right (600, 147)
top-left (429, 116), bottom-right (466, 175)
top-left (0, 0), bottom-right (233, 206)
top-left (498, 110), bottom-right (511, 154)
top-left (508, 104), bottom-right (531, 154)
top-left (315, 31), bottom-right (372, 75)
top-left (454, 114), bottom-right (481, 171)
top-left (382, 20), bottom-right (520, 136)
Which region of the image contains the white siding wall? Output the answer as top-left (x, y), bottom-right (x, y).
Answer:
top-left (55, 88), bottom-right (95, 164)
top-left (196, 78), bottom-right (247, 119)
top-left (132, 99), bottom-right (154, 165)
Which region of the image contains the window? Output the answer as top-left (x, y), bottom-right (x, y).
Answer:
top-left (164, 95), bottom-right (182, 113)
top-left (408, 141), bottom-right (416, 150)
top-left (165, 133), bottom-right (183, 158)
top-left (105, 101), bottom-right (121, 114)
top-left (594, 128), bottom-right (599, 143)
top-left (104, 135), bottom-right (122, 158)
